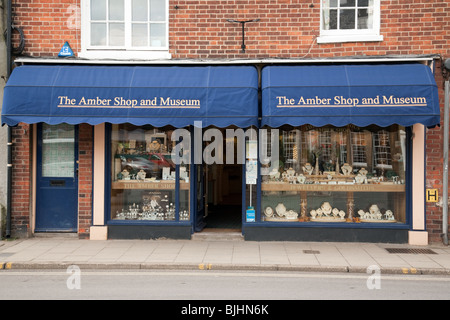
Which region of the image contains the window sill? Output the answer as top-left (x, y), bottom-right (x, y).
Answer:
top-left (79, 49), bottom-right (172, 60)
top-left (317, 34), bottom-right (384, 44)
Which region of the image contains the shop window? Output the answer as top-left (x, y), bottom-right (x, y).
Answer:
top-left (318, 0), bottom-right (383, 43)
top-left (261, 125), bottom-right (407, 224)
top-left (110, 124), bottom-right (190, 222)
top-left (80, 0), bottom-right (170, 59)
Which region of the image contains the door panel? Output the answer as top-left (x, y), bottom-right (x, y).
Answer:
top-left (194, 164), bottom-right (206, 232)
top-left (35, 124), bottom-right (78, 232)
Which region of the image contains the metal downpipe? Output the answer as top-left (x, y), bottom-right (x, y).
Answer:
top-left (5, 0), bottom-right (12, 238)
top-left (443, 81), bottom-right (449, 246)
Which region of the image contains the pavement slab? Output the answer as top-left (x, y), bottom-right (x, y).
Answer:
top-left (1, 238), bottom-right (450, 275)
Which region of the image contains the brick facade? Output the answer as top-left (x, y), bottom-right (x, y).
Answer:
top-left (8, 0), bottom-right (450, 242)
top-left (12, 0), bottom-right (450, 59)
top-left (77, 124), bottom-right (93, 239)
top-left (11, 124), bottom-right (31, 237)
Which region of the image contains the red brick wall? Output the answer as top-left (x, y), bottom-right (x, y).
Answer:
top-left (9, 0), bottom-right (450, 242)
top-left (170, 0), bottom-right (449, 59)
top-left (12, 0), bottom-right (81, 57)
top-left (77, 124), bottom-right (93, 239)
top-left (10, 124), bottom-right (93, 239)
top-left (12, 0), bottom-right (450, 59)
top-left (11, 124), bottom-right (31, 237)
top-left (425, 59), bottom-right (448, 244)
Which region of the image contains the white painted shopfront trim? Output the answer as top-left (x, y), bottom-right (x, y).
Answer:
top-left (409, 123), bottom-right (428, 245)
top-left (91, 123), bottom-right (108, 240)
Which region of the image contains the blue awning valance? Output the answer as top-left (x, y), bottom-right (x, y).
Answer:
top-left (2, 65), bottom-right (259, 128)
top-left (261, 64), bottom-right (440, 128)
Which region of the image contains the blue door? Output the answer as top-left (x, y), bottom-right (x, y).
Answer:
top-left (35, 124), bottom-right (78, 232)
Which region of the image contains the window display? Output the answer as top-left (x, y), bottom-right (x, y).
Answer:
top-left (110, 124), bottom-right (190, 221)
top-left (261, 125), bottom-right (407, 224)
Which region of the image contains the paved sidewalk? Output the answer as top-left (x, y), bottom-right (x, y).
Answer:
top-left (1, 237), bottom-right (450, 275)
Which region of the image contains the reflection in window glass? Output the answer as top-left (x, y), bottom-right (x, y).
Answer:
top-left (132, 24), bottom-right (148, 46)
top-left (91, 23), bottom-right (107, 46)
top-left (261, 125), bottom-right (407, 224)
top-left (91, 0), bottom-right (106, 20)
top-left (357, 9), bottom-right (372, 29)
top-left (90, 0), bottom-right (167, 48)
top-left (109, 23), bottom-right (124, 46)
top-left (322, 0), bottom-right (373, 31)
top-left (340, 9), bottom-right (355, 29)
top-left (150, 0), bottom-right (166, 21)
top-left (340, 0), bottom-right (356, 7)
top-left (132, 0), bottom-right (148, 21)
top-left (109, 0), bottom-right (124, 20)
top-left (110, 124), bottom-right (190, 222)
top-left (150, 23), bottom-right (166, 47)
top-left (41, 124), bottom-right (75, 178)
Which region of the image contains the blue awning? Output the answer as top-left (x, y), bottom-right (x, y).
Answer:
top-left (261, 64), bottom-right (441, 128)
top-left (2, 65), bottom-right (259, 128)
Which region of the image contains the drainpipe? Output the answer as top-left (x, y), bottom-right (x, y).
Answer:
top-left (443, 80), bottom-right (449, 246)
top-left (5, 0), bottom-right (12, 238)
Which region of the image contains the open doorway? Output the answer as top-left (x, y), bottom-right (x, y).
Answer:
top-left (193, 127), bottom-right (245, 234)
top-left (204, 163), bottom-right (242, 231)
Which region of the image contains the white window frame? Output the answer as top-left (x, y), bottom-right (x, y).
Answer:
top-left (80, 0), bottom-right (171, 60)
top-left (317, 0), bottom-right (383, 44)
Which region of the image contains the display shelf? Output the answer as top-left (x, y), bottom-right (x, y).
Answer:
top-left (261, 181), bottom-right (405, 224)
top-left (112, 180), bottom-right (189, 190)
top-left (261, 182), bottom-right (405, 193)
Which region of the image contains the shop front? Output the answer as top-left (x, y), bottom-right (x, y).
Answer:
top-left (2, 64), bottom-right (259, 239)
top-left (1, 61), bottom-right (441, 244)
top-left (242, 63), bottom-right (440, 243)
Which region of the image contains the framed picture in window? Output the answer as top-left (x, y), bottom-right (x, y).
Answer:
top-left (146, 133), bottom-right (166, 152)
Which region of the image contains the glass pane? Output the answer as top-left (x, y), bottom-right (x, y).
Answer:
top-left (150, 0), bottom-right (166, 21)
top-left (109, 0), bottom-right (124, 20)
top-left (91, 0), bottom-right (106, 20)
top-left (329, 0), bottom-right (338, 7)
top-left (340, 0), bottom-right (356, 7)
top-left (111, 124), bottom-right (184, 222)
top-left (132, 24), bottom-right (149, 46)
top-left (357, 8), bottom-right (372, 29)
top-left (150, 23), bottom-right (166, 47)
top-left (327, 9), bottom-right (338, 29)
top-left (109, 23), bottom-right (124, 46)
top-left (91, 23), bottom-right (107, 45)
top-left (132, 0), bottom-right (148, 21)
top-left (42, 124), bottom-right (75, 178)
top-left (261, 125), bottom-right (407, 224)
top-left (179, 164), bottom-right (190, 221)
top-left (358, 0), bottom-right (369, 6)
top-left (340, 9), bottom-right (356, 29)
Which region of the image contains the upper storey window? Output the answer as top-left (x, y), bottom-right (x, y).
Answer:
top-left (81, 0), bottom-right (170, 59)
top-left (318, 0), bottom-right (383, 43)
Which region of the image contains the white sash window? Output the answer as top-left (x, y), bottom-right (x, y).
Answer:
top-left (81, 0), bottom-right (170, 59)
top-left (319, 0), bottom-right (383, 43)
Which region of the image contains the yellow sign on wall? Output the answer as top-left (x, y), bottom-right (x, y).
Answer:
top-left (426, 189), bottom-right (439, 202)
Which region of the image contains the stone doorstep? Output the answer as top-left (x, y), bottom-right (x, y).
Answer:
top-left (191, 230), bottom-right (244, 241)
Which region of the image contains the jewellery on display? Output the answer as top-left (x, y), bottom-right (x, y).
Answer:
top-left (357, 205), bottom-right (396, 222)
top-left (263, 203), bottom-right (298, 221)
top-left (310, 202), bottom-right (346, 222)
top-left (114, 193), bottom-right (189, 221)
